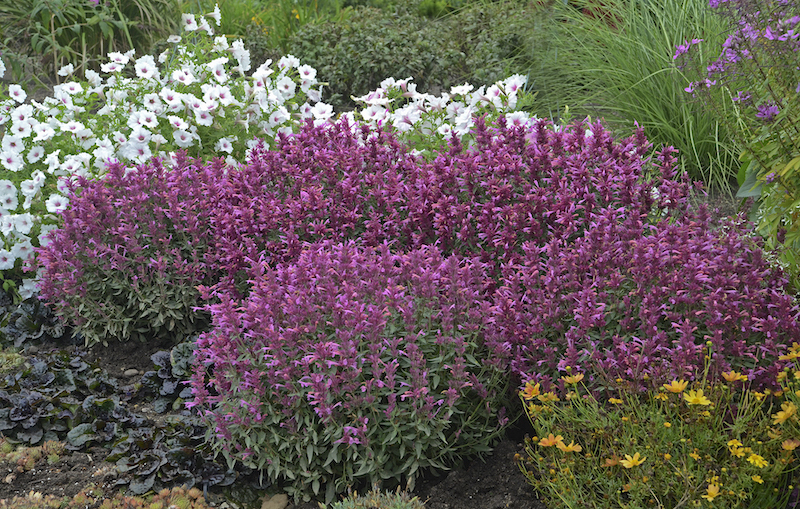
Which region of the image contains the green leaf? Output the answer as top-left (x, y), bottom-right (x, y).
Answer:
top-left (66, 423), bottom-right (94, 447)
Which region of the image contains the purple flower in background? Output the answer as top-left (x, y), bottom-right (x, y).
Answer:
top-left (673, 38), bottom-right (704, 60)
top-left (732, 91), bottom-right (752, 103)
top-left (756, 102), bottom-right (780, 122)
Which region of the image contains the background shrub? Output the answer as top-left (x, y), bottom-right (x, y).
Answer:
top-left (191, 242), bottom-right (510, 502)
top-left (279, 3), bottom-right (537, 110)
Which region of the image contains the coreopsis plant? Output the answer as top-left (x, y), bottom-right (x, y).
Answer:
top-left (517, 352), bottom-right (797, 509)
top-left (0, 5), bottom-right (327, 290)
top-left (190, 241), bottom-right (510, 503)
top-left (675, 0), bottom-right (800, 291)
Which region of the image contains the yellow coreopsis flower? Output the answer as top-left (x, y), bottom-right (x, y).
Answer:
top-left (561, 373), bottom-right (584, 385)
top-left (782, 439), bottom-right (800, 451)
top-left (654, 392), bottom-right (668, 401)
top-left (752, 475), bottom-right (764, 484)
top-left (684, 389), bottom-right (712, 406)
top-left (520, 382), bottom-right (541, 400)
top-left (773, 401), bottom-right (797, 425)
top-left (620, 452), bottom-right (646, 468)
top-left (664, 380), bottom-right (689, 393)
top-left (539, 433), bottom-right (565, 448)
top-left (609, 398), bottom-right (623, 405)
top-left (556, 440), bottom-right (583, 453)
top-left (701, 484), bottom-right (721, 502)
top-left (538, 392), bottom-right (560, 403)
top-left (747, 454), bottom-right (768, 468)
top-left (602, 455), bottom-right (621, 467)
top-left (722, 370), bottom-right (748, 382)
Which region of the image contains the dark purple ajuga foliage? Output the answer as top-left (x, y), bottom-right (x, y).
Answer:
top-left (191, 241), bottom-right (509, 499)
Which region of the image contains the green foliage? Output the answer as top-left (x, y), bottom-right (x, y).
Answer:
top-left (326, 487), bottom-right (426, 509)
top-left (530, 0), bottom-right (740, 193)
top-left (239, 0), bottom-right (350, 53)
top-left (0, 0), bottom-right (179, 83)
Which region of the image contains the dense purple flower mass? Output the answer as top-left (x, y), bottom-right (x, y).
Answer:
top-left (34, 115), bottom-right (800, 499)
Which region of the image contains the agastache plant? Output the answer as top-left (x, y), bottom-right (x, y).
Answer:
top-left (191, 241), bottom-right (510, 503)
top-left (675, 0), bottom-right (800, 291)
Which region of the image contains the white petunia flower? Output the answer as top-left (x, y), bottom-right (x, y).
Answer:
top-left (275, 76), bottom-right (296, 98)
top-left (450, 83), bottom-right (474, 96)
top-left (173, 129), bottom-right (196, 148)
top-left (167, 115), bottom-right (189, 131)
top-left (141, 93), bottom-right (164, 113)
top-left (167, 35), bottom-right (181, 44)
top-left (1, 135), bottom-right (24, 153)
top-left (14, 213), bottom-right (33, 234)
top-left (0, 180), bottom-right (16, 200)
top-left (0, 250), bottom-right (14, 271)
top-left (311, 102), bottom-right (333, 121)
top-left (18, 279), bottom-right (37, 301)
top-left (7, 85), bottom-right (26, 103)
top-left (505, 110), bottom-right (529, 127)
top-left (60, 81), bottom-right (83, 95)
top-left (38, 224), bottom-right (59, 247)
top-left (278, 55), bottom-right (300, 70)
top-left (213, 35), bottom-right (229, 51)
top-left (85, 69), bottom-right (102, 87)
top-left (208, 4), bottom-right (221, 26)
top-left (30, 170), bottom-right (45, 186)
top-left (129, 126), bottom-right (152, 145)
top-left (0, 150), bottom-right (22, 172)
top-left (27, 146), bottom-right (44, 164)
top-left (32, 123), bottom-right (55, 142)
top-left (57, 63), bottom-right (74, 76)
top-left (230, 40), bottom-right (250, 72)
top-left (502, 74), bottom-right (527, 94)
top-left (60, 120), bottom-right (85, 134)
top-left (10, 121), bottom-right (32, 139)
top-left (107, 51), bottom-right (131, 65)
top-left (134, 55), bottom-right (158, 79)
top-left (182, 13), bottom-right (199, 31)
top-left (100, 61), bottom-right (122, 74)
top-left (10, 239), bottom-right (34, 262)
top-left (0, 216), bottom-right (14, 235)
top-left (0, 58), bottom-right (5, 79)
top-left (214, 137), bottom-right (234, 153)
top-left (19, 180), bottom-right (38, 198)
top-left (172, 69), bottom-right (195, 86)
top-left (43, 150), bottom-right (61, 173)
top-left (198, 17), bottom-right (213, 36)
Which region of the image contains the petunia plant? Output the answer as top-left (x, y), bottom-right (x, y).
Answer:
top-left (351, 73), bottom-right (532, 155)
top-left (0, 4), bottom-right (328, 295)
